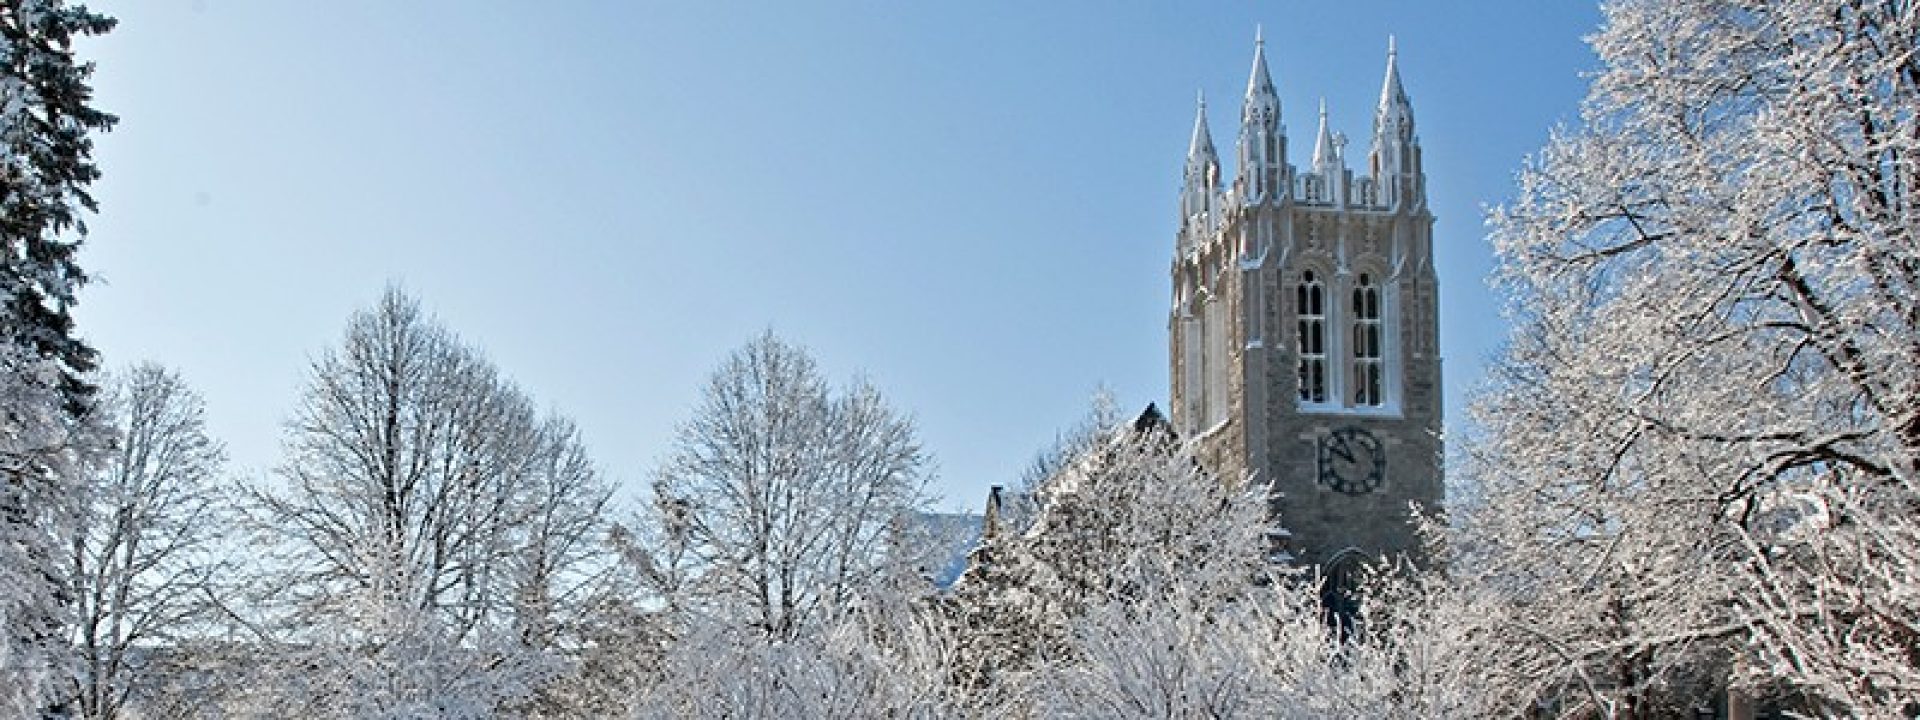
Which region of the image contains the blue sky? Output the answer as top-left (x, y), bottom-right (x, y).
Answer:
top-left (79, 1), bottom-right (1602, 512)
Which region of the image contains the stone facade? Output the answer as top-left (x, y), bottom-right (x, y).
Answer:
top-left (1168, 35), bottom-right (1442, 569)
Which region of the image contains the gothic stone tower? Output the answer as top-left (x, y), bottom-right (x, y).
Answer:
top-left (1169, 35), bottom-right (1442, 569)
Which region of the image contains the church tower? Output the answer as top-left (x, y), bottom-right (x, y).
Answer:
top-left (1168, 35), bottom-right (1442, 569)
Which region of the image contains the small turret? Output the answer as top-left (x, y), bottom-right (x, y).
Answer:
top-left (1369, 37), bottom-right (1423, 209)
top-left (1311, 99), bottom-right (1336, 172)
top-left (1179, 92), bottom-right (1221, 250)
top-left (1237, 27), bottom-right (1285, 204)
top-left (1309, 99), bottom-right (1348, 205)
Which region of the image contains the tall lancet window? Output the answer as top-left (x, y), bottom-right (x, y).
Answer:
top-left (1296, 271), bottom-right (1327, 403)
top-left (1353, 273), bottom-right (1383, 406)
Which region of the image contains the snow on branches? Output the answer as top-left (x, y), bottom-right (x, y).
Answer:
top-left (1471, 0), bottom-right (1920, 714)
top-left (0, 341), bottom-right (96, 717)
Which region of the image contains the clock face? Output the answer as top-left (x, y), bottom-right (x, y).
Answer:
top-left (1318, 426), bottom-right (1385, 495)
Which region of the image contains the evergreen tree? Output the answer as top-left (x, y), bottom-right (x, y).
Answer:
top-left (0, 0), bottom-right (116, 411)
top-left (0, 2), bottom-right (113, 715)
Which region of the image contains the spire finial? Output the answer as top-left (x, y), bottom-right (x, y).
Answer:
top-left (1388, 34), bottom-right (1397, 58)
top-left (1256, 24), bottom-right (1264, 47)
top-left (1197, 88), bottom-right (1206, 111)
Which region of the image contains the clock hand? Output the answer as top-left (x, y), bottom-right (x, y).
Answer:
top-left (1330, 443), bottom-right (1355, 465)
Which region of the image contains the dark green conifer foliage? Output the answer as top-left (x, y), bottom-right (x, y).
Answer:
top-left (0, 0), bottom-right (116, 413)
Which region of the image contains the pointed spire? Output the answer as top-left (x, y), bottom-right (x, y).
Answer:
top-left (1188, 90), bottom-right (1216, 162)
top-left (1377, 35), bottom-right (1412, 125)
top-left (1371, 36), bottom-right (1422, 208)
top-left (1312, 98), bottom-right (1336, 170)
top-left (1181, 90), bottom-right (1221, 235)
top-left (1237, 27), bottom-right (1284, 204)
top-left (1246, 25), bottom-right (1276, 100)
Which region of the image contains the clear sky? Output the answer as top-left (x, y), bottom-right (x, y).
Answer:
top-left (78, 1), bottom-right (1602, 512)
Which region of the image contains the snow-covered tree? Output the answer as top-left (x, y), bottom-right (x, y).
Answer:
top-left (65, 364), bottom-right (226, 720)
top-left (0, 342), bottom-right (98, 717)
top-left (949, 407), bottom-right (1283, 707)
top-left (1037, 574), bottom-right (1409, 720)
top-left (1344, 550), bottom-right (1516, 719)
top-left (1015, 388), bottom-right (1126, 498)
top-left (947, 400), bottom-right (1525, 718)
top-left (1465, 0), bottom-right (1920, 714)
top-left (648, 331), bottom-right (932, 640)
top-left (516, 587), bottom-right (671, 719)
top-left (0, 0), bottom-right (115, 411)
top-left (0, 2), bottom-right (115, 714)
top-left (502, 416), bottom-right (615, 651)
top-left (243, 287), bottom-right (614, 715)
top-left (502, 417), bottom-right (626, 718)
top-left (639, 596), bottom-right (968, 719)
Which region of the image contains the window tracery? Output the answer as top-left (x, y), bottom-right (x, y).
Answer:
top-left (1352, 272), bottom-right (1383, 406)
top-left (1296, 270), bottom-right (1327, 403)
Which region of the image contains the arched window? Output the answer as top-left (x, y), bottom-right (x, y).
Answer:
top-left (1320, 552), bottom-right (1365, 641)
top-left (1352, 273), bottom-right (1383, 406)
top-left (1296, 271), bottom-right (1327, 403)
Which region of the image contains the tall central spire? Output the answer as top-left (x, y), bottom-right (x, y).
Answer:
top-left (1246, 25), bottom-right (1277, 100)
